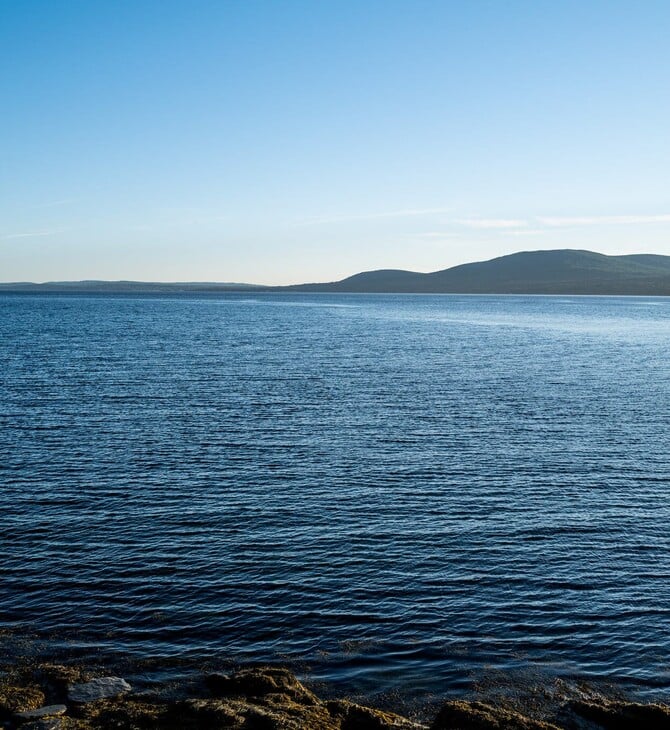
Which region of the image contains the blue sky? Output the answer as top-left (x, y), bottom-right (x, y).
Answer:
top-left (2, 1), bottom-right (669, 283)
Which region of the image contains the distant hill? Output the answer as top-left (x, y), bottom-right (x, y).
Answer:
top-left (282, 250), bottom-right (670, 295)
top-left (0, 280), bottom-right (261, 293)
top-left (3, 250), bottom-right (670, 295)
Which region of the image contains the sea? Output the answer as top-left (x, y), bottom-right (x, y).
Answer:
top-left (1, 292), bottom-right (669, 713)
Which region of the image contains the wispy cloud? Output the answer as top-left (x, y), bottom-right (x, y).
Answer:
top-left (508, 228), bottom-right (545, 236)
top-left (2, 230), bottom-right (63, 240)
top-left (295, 207), bottom-right (452, 226)
top-left (537, 214), bottom-right (670, 227)
top-left (411, 231), bottom-right (466, 241)
top-left (430, 213), bottom-right (670, 236)
top-left (297, 209), bottom-right (670, 231)
top-left (454, 218), bottom-right (529, 230)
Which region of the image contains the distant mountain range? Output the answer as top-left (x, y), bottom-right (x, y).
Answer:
top-left (282, 250), bottom-right (670, 295)
top-left (3, 250), bottom-right (670, 295)
top-left (0, 280), bottom-right (262, 293)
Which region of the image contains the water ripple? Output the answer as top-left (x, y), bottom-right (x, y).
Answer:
top-left (1, 293), bottom-right (670, 704)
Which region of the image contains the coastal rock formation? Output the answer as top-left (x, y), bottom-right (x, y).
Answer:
top-left (1, 666), bottom-right (423, 729)
top-left (14, 704), bottom-right (68, 720)
top-left (569, 698), bottom-right (670, 728)
top-left (431, 700), bottom-right (560, 729)
top-left (0, 685), bottom-right (46, 714)
top-left (188, 667), bottom-right (423, 729)
top-left (68, 678), bottom-right (132, 704)
top-left (2, 663), bottom-right (670, 729)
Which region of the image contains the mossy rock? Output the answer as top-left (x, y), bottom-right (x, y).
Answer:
top-left (569, 699), bottom-right (670, 729)
top-left (431, 700), bottom-right (560, 730)
top-left (328, 698), bottom-right (426, 729)
top-left (0, 683), bottom-right (46, 714)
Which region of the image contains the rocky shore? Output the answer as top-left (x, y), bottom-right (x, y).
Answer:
top-left (1, 663), bottom-right (670, 729)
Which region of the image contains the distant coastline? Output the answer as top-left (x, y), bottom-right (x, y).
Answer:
top-left (4, 249), bottom-right (670, 296)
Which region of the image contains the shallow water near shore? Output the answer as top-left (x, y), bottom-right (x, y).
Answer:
top-left (2, 293), bottom-right (670, 711)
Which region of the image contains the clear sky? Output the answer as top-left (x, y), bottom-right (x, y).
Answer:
top-left (2, 1), bottom-right (669, 284)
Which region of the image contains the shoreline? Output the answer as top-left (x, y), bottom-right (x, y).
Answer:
top-left (2, 659), bottom-right (670, 729)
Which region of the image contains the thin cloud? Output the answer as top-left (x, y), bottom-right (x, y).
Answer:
top-left (410, 232), bottom-right (465, 241)
top-left (454, 218), bottom-right (529, 230)
top-left (509, 228), bottom-right (545, 236)
top-left (537, 214), bottom-right (670, 227)
top-left (442, 213), bottom-right (670, 232)
top-left (2, 230), bottom-right (62, 240)
top-left (410, 211), bottom-right (670, 241)
top-left (295, 207), bottom-right (453, 226)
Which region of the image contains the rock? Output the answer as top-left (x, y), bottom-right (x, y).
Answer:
top-left (14, 704), bottom-right (68, 720)
top-left (174, 698), bottom-right (255, 726)
top-left (31, 664), bottom-right (84, 705)
top-left (34, 663), bottom-right (83, 687)
top-left (431, 700), bottom-right (560, 730)
top-left (197, 668), bottom-right (428, 729)
top-left (201, 668), bottom-right (334, 728)
top-left (327, 698), bottom-right (426, 729)
top-left (7, 659), bottom-right (670, 730)
top-left (77, 698), bottom-right (168, 729)
top-left (570, 699), bottom-right (670, 729)
top-left (173, 695), bottom-right (339, 729)
top-left (0, 684), bottom-right (46, 714)
top-left (20, 720), bottom-right (63, 730)
top-left (206, 666), bottom-right (319, 705)
top-left (68, 677), bottom-right (131, 704)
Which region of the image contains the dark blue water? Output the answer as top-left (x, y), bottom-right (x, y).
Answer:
top-left (2, 293), bottom-right (670, 706)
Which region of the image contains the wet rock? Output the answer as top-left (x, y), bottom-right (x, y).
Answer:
top-left (173, 695), bottom-right (339, 729)
top-left (206, 667), bottom-right (319, 705)
top-left (77, 698), bottom-right (167, 729)
top-left (14, 703), bottom-right (68, 720)
top-left (31, 665), bottom-right (84, 705)
top-left (175, 697), bottom-right (246, 726)
top-left (327, 698), bottom-right (426, 729)
top-left (431, 700), bottom-right (560, 729)
top-left (68, 677), bottom-right (132, 704)
top-left (7, 659), bottom-right (670, 730)
top-left (196, 669), bottom-right (426, 729)
top-left (35, 664), bottom-right (83, 686)
top-left (569, 699), bottom-right (670, 729)
top-left (20, 719), bottom-right (64, 730)
top-left (0, 684), bottom-right (46, 714)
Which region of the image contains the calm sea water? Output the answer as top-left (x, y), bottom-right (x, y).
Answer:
top-left (2, 293), bottom-right (670, 707)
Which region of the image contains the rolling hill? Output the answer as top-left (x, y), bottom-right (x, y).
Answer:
top-left (0, 280), bottom-right (261, 293)
top-left (3, 250), bottom-right (670, 295)
top-left (282, 249), bottom-right (670, 295)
